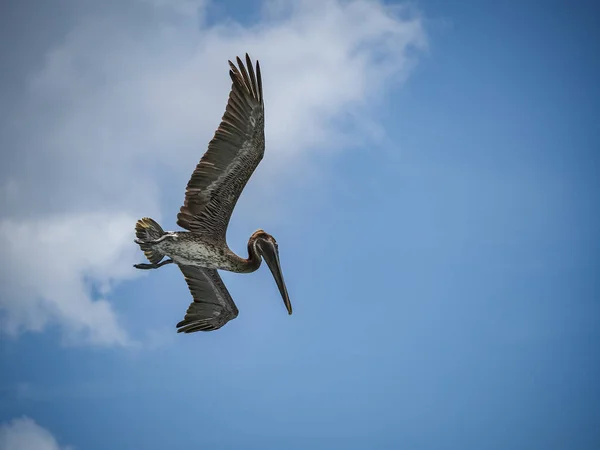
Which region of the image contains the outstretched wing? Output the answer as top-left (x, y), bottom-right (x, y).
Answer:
top-left (177, 53), bottom-right (265, 240)
top-left (176, 265), bottom-right (239, 333)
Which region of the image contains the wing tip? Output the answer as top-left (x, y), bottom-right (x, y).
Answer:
top-left (229, 53), bottom-right (262, 104)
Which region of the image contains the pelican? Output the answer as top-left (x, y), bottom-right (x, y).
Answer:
top-left (133, 54), bottom-right (292, 333)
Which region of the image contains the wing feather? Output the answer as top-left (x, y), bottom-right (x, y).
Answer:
top-left (176, 265), bottom-right (239, 333)
top-left (177, 54), bottom-right (265, 239)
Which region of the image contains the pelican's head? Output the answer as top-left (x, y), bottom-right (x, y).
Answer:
top-left (251, 229), bottom-right (292, 315)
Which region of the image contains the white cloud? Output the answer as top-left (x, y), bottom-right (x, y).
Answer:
top-left (0, 417), bottom-right (70, 450)
top-left (0, 212), bottom-right (137, 346)
top-left (0, 0), bottom-right (426, 345)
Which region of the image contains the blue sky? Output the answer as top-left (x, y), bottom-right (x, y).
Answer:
top-left (1, 0), bottom-right (598, 449)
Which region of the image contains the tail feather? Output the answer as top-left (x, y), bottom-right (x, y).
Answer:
top-left (135, 217), bottom-right (165, 264)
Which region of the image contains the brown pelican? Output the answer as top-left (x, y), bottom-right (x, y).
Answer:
top-left (133, 54), bottom-right (292, 333)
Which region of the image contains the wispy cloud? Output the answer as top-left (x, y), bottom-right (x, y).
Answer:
top-left (0, 0), bottom-right (426, 345)
top-left (0, 417), bottom-right (71, 450)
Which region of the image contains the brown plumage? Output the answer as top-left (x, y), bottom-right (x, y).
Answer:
top-left (133, 54), bottom-right (292, 334)
top-left (177, 54), bottom-right (265, 240)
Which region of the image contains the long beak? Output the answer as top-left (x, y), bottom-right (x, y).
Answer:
top-left (259, 241), bottom-right (292, 315)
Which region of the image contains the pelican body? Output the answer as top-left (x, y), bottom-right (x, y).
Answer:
top-left (133, 54), bottom-right (292, 333)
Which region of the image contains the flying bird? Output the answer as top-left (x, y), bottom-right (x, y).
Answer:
top-left (133, 54), bottom-right (292, 333)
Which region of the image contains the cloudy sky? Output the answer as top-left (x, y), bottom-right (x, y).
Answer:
top-left (0, 0), bottom-right (598, 449)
